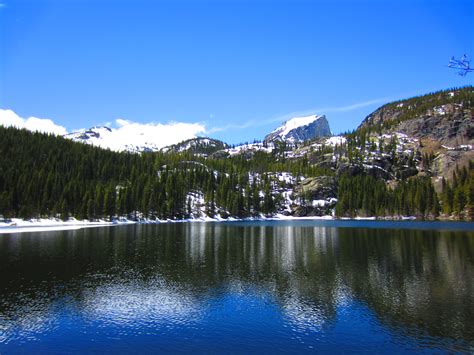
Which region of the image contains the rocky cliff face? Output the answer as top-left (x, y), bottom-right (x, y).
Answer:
top-left (356, 87), bottom-right (474, 184)
top-left (358, 87), bottom-right (473, 147)
top-left (396, 108), bottom-right (472, 147)
top-left (265, 115), bottom-right (331, 143)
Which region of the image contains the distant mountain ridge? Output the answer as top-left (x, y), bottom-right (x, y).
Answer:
top-left (64, 114), bottom-right (333, 153)
top-left (62, 87), bottom-right (472, 166)
top-left (65, 126), bottom-right (162, 153)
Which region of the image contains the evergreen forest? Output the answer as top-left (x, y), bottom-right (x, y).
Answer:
top-left (0, 125), bottom-right (472, 221)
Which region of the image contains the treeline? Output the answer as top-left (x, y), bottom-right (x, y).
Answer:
top-left (0, 126), bottom-right (323, 220)
top-left (335, 174), bottom-right (440, 218)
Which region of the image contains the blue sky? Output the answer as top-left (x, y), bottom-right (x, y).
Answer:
top-left (1, 0), bottom-right (473, 144)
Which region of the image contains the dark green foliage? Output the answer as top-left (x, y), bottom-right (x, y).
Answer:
top-left (440, 163), bottom-right (474, 219)
top-left (0, 126), bottom-right (324, 220)
top-left (335, 174), bottom-right (440, 219)
top-left (1, 115), bottom-right (470, 221)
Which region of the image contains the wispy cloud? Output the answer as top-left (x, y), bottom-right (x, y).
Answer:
top-left (207, 121), bottom-right (255, 134)
top-left (209, 97), bottom-right (389, 133)
top-left (315, 98), bottom-right (390, 113)
top-left (0, 2), bottom-right (6, 8)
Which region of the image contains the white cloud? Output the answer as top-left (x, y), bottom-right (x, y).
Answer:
top-left (0, 109), bottom-right (207, 151)
top-left (115, 118), bottom-right (131, 127)
top-left (102, 118), bottom-right (206, 151)
top-left (0, 109), bottom-right (68, 135)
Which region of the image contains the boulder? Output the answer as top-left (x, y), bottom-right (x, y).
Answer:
top-left (297, 176), bottom-right (337, 200)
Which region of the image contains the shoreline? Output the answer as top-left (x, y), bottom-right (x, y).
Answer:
top-left (0, 218), bottom-right (136, 234)
top-left (0, 215), bottom-right (447, 234)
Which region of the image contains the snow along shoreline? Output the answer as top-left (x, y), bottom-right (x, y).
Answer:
top-left (0, 218), bottom-right (136, 234)
top-left (0, 215), bottom-right (418, 234)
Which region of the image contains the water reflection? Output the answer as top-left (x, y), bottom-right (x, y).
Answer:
top-left (0, 222), bottom-right (473, 352)
top-left (82, 277), bottom-right (203, 327)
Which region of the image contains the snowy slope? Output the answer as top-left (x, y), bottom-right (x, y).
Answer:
top-left (264, 115), bottom-right (331, 143)
top-left (65, 122), bottom-right (207, 153)
top-left (161, 137), bottom-right (228, 156)
top-left (277, 115), bottom-right (324, 137)
top-left (65, 126), bottom-right (162, 153)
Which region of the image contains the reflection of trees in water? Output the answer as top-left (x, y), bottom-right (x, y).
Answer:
top-left (181, 224), bottom-right (474, 342)
top-left (181, 223), bottom-right (342, 331)
top-left (336, 228), bottom-right (474, 342)
top-left (0, 224), bottom-right (472, 344)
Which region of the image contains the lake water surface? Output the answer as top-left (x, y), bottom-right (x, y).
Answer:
top-left (0, 220), bottom-right (473, 353)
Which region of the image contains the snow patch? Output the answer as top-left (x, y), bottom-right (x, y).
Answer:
top-left (325, 136), bottom-right (347, 146)
top-left (225, 142), bottom-right (274, 156)
top-left (0, 218), bottom-right (136, 234)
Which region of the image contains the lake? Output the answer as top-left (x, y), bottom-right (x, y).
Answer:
top-left (0, 220), bottom-right (473, 353)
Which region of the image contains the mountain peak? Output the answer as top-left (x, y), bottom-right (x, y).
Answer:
top-left (265, 114), bottom-right (331, 143)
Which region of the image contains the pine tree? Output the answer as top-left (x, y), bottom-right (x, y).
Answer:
top-left (103, 185), bottom-right (116, 221)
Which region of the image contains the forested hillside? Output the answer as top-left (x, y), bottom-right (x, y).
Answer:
top-left (0, 126), bottom-right (324, 220)
top-left (1, 87), bottom-right (473, 221)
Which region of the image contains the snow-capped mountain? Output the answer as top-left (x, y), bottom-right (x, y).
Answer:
top-left (62, 114), bottom-right (332, 153)
top-left (264, 114), bottom-right (331, 143)
top-left (64, 126), bottom-right (161, 153)
top-left (63, 118), bottom-right (206, 153)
